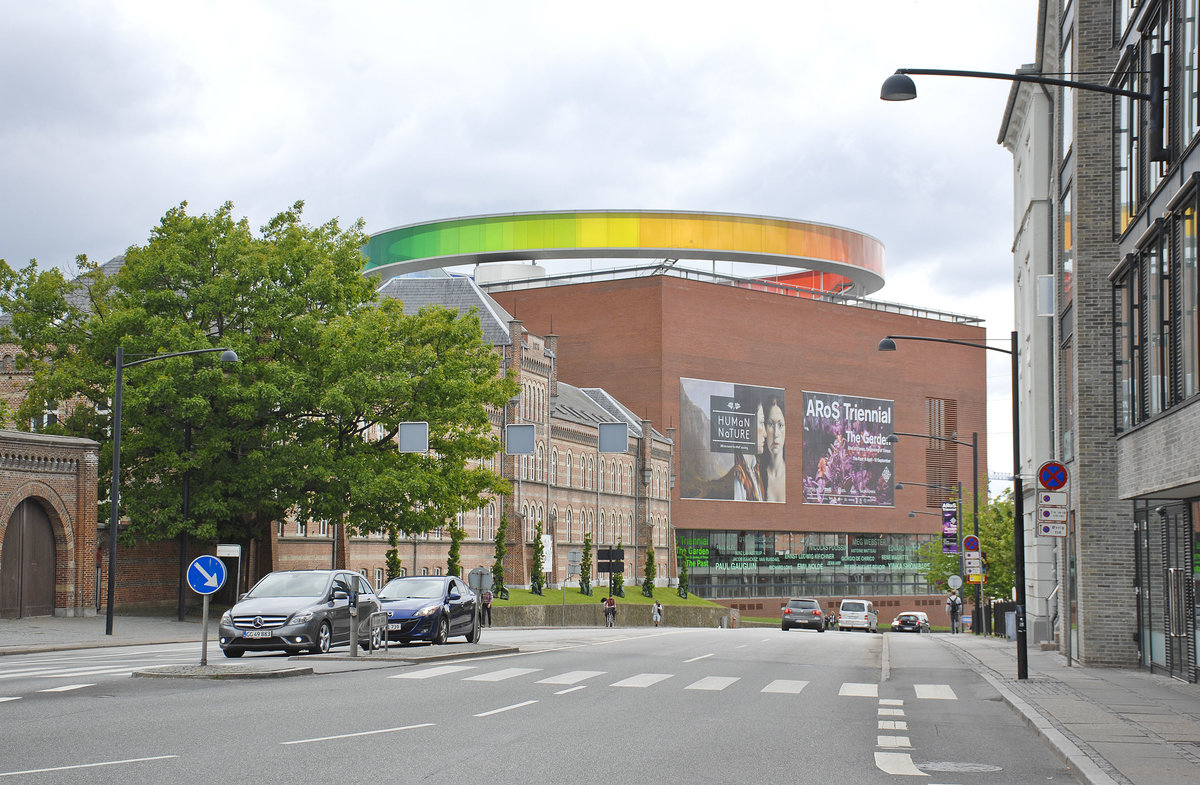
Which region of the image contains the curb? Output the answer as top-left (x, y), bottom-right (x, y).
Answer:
top-left (133, 665), bottom-right (314, 680)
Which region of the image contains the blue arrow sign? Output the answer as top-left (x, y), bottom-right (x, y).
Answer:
top-left (187, 555), bottom-right (227, 595)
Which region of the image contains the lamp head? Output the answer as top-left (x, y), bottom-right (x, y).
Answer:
top-left (881, 72), bottom-right (917, 101)
top-left (877, 337), bottom-right (898, 351)
top-left (887, 434), bottom-right (899, 444)
top-left (219, 349), bottom-right (239, 363)
top-left (894, 482), bottom-right (904, 490)
top-left (907, 511), bottom-right (916, 518)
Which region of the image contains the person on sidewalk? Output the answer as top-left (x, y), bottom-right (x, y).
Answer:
top-left (602, 595), bottom-right (617, 627)
top-left (652, 600), bottom-right (663, 627)
top-left (946, 590), bottom-right (963, 634)
top-left (480, 588), bottom-right (493, 627)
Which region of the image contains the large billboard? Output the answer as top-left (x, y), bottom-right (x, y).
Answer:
top-left (801, 391), bottom-right (894, 507)
top-left (679, 378), bottom-right (786, 502)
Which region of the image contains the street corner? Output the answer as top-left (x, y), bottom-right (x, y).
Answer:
top-left (132, 664), bottom-right (314, 680)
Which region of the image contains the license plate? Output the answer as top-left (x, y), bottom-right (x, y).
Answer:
top-left (387, 623), bottom-right (404, 631)
top-left (243, 630), bottom-right (271, 639)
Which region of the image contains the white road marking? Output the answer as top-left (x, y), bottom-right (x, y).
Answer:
top-left (873, 751), bottom-right (927, 776)
top-left (839, 682), bottom-right (878, 697)
top-left (914, 683), bottom-right (957, 700)
top-left (35, 666), bottom-right (135, 678)
top-left (685, 676), bottom-right (739, 691)
top-left (683, 653), bottom-right (713, 663)
top-left (474, 700), bottom-right (538, 717)
top-left (762, 679), bottom-right (809, 694)
top-left (0, 697), bottom-right (20, 703)
top-left (554, 685), bottom-right (587, 695)
top-left (38, 684), bottom-right (94, 693)
top-left (282, 723), bottom-right (435, 745)
top-left (0, 667), bottom-right (60, 680)
top-left (880, 698), bottom-right (904, 706)
top-left (463, 667), bottom-right (541, 682)
top-left (536, 670), bottom-right (605, 685)
top-left (878, 707), bottom-right (905, 716)
top-left (611, 673), bottom-right (672, 688)
top-left (0, 755), bottom-right (178, 778)
top-left (877, 735), bottom-right (912, 748)
top-left (878, 720), bottom-right (908, 730)
top-left (389, 665), bottom-right (475, 679)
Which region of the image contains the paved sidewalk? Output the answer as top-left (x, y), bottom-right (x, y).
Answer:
top-left (0, 613), bottom-right (216, 655)
top-left (940, 633), bottom-right (1200, 785)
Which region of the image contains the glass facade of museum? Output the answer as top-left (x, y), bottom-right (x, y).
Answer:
top-left (678, 529), bottom-right (937, 598)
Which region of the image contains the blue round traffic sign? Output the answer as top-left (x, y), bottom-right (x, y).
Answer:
top-left (963, 535), bottom-right (980, 552)
top-left (187, 555), bottom-right (227, 595)
top-left (1038, 461), bottom-right (1068, 490)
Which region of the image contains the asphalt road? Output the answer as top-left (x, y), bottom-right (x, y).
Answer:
top-left (0, 628), bottom-right (1080, 784)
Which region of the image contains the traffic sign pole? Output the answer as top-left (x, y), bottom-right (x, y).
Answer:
top-left (187, 556), bottom-right (227, 666)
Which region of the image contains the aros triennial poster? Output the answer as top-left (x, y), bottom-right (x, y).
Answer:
top-left (801, 391), bottom-right (894, 506)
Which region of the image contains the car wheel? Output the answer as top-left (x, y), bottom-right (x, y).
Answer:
top-left (222, 648), bottom-right (244, 659)
top-left (310, 621), bottom-right (332, 654)
top-left (433, 616), bottom-right (449, 645)
top-left (781, 624), bottom-right (789, 631)
top-left (818, 626), bottom-right (825, 632)
top-left (466, 614), bottom-right (481, 644)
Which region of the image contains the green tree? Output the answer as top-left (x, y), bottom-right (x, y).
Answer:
top-left (447, 519), bottom-right (464, 578)
top-left (579, 532), bottom-right (593, 596)
top-left (917, 485), bottom-right (1014, 602)
top-left (385, 527), bottom-right (403, 580)
top-left (610, 538), bottom-right (625, 597)
top-left (641, 546), bottom-right (656, 597)
top-left (677, 550), bottom-right (689, 599)
top-left (531, 519), bottom-right (545, 595)
top-left (492, 515), bottom-right (508, 599)
top-left (0, 201), bottom-right (515, 548)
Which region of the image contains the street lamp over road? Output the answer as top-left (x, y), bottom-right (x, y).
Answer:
top-left (106, 346), bottom-right (239, 636)
top-left (880, 61), bottom-right (1166, 162)
top-left (878, 331), bottom-right (1028, 679)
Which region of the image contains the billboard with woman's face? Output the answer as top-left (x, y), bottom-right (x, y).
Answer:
top-left (801, 391), bottom-right (894, 506)
top-left (678, 378), bottom-right (785, 503)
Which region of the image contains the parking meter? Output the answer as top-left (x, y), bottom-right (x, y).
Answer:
top-left (348, 585), bottom-right (360, 657)
top-left (348, 586), bottom-right (359, 617)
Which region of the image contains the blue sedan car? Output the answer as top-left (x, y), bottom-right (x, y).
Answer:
top-left (378, 575), bottom-right (481, 645)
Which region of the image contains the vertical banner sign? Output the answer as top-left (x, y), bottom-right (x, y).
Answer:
top-left (941, 502), bottom-right (959, 554)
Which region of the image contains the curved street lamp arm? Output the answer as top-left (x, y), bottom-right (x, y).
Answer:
top-left (122, 347), bottom-right (236, 369)
top-left (893, 68), bottom-right (1151, 101)
top-left (881, 334), bottom-right (1011, 356)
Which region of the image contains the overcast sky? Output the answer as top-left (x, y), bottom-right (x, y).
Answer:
top-left (0, 0), bottom-right (1039, 483)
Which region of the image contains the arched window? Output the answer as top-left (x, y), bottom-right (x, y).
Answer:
top-left (551, 449), bottom-right (558, 485)
top-left (523, 505), bottom-right (531, 540)
top-left (599, 512), bottom-right (605, 544)
top-left (566, 507), bottom-right (573, 541)
top-left (566, 451), bottom-right (573, 486)
top-left (629, 465), bottom-right (634, 495)
top-left (588, 457), bottom-right (594, 489)
top-left (488, 504), bottom-right (496, 540)
top-left (536, 444), bottom-right (544, 482)
top-left (599, 458), bottom-right (605, 492)
top-left (612, 462), bottom-right (618, 492)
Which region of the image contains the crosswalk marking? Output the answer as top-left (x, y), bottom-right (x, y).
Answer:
top-left (879, 698), bottom-right (904, 706)
top-left (389, 665), bottom-right (476, 680)
top-left (878, 720), bottom-right (907, 730)
top-left (685, 676), bottom-right (738, 691)
top-left (914, 683), bottom-right (957, 700)
top-left (35, 666), bottom-right (135, 678)
top-left (0, 697), bottom-right (20, 703)
top-left (463, 667), bottom-right (541, 682)
top-left (762, 679), bottom-right (808, 694)
top-left (611, 673), bottom-right (672, 688)
top-left (38, 684), bottom-right (94, 693)
top-left (874, 752), bottom-right (927, 777)
top-left (878, 707), bottom-right (905, 716)
top-left (840, 682), bottom-right (878, 697)
top-left (877, 735), bottom-right (912, 748)
top-left (536, 670), bottom-right (605, 685)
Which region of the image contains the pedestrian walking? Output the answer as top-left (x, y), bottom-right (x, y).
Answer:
top-left (946, 590), bottom-right (963, 634)
top-left (480, 588), bottom-right (493, 627)
top-left (652, 600), bottom-right (663, 627)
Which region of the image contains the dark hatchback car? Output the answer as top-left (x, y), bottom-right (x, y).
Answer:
top-left (219, 570), bottom-right (381, 658)
top-left (378, 575), bottom-right (481, 645)
top-left (890, 611), bottom-right (931, 633)
top-left (781, 598), bottom-right (826, 632)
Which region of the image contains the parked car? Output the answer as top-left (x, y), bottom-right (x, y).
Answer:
top-left (838, 599), bottom-right (879, 632)
top-left (219, 569), bottom-right (381, 658)
top-left (890, 611), bottom-right (930, 633)
top-left (780, 598), bottom-right (826, 632)
top-left (377, 575), bottom-right (481, 645)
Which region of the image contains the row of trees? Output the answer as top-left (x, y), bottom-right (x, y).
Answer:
top-left (0, 201), bottom-right (517, 563)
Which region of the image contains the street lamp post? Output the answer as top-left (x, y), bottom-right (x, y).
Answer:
top-left (878, 331), bottom-right (1027, 679)
top-left (106, 346), bottom-right (238, 636)
top-left (891, 431), bottom-right (980, 633)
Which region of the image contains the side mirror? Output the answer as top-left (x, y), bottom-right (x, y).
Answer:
top-left (448, 589), bottom-right (460, 601)
top-left (331, 588), bottom-right (349, 601)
